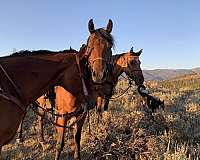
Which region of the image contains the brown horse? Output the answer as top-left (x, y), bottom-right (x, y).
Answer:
top-left (15, 19), bottom-right (114, 159)
top-left (53, 20), bottom-right (114, 160)
top-left (31, 48), bottom-right (143, 160)
top-left (17, 86), bottom-right (56, 142)
top-left (0, 49), bottom-right (88, 151)
top-left (95, 47), bottom-right (144, 116)
top-left (0, 19), bottom-right (113, 157)
top-left (66, 47), bottom-right (144, 160)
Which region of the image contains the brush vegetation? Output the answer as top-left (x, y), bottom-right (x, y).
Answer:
top-left (2, 73), bottom-right (200, 160)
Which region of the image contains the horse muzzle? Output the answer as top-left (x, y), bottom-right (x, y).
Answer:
top-left (91, 71), bottom-right (105, 83)
top-left (131, 74), bottom-right (144, 86)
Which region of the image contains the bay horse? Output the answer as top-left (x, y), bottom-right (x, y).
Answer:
top-left (17, 86), bottom-right (56, 142)
top-left (65, 47), bottom-right (144, 160)
top-left (31, 47), bottom-right (143, 160)
top-left (95, 47), bottom-right (144, 116)
top-left (0, 19), bottom-right (113, 156)
top-left (15, 19), bottom-right (114, 159)
top-left (53, 19), bottom-right (114, 160)
top-left (0, 49), bottom-right (89, 152)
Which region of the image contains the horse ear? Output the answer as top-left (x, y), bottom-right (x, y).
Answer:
top-left (130, 47), bottom-right (134, 53)
top-left (106, 19), bottom-right (113, 33)
top-left (79, 44), bottom-right (87, 52)
top-left (88, 19), bottom-right (95, 33)
top-left (79, 44), bottom-right (87, 59)
top-left (131, 48), bottom-right (143, 56)
top-left (135, 49), bottom-right (143, 56)
top-left (70, 46), bottom-right (72, 50)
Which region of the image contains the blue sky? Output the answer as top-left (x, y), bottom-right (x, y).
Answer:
top-left (0, 0), bottom-right (199, 69)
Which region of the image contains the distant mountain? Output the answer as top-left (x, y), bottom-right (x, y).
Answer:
top-left (143, 68), bottom-right (200, 81)
top-left (192, 67), bottom-right (200, 73)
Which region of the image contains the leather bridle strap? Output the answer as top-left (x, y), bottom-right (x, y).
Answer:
top-left (91, 57), bottom-right (106, 64)
top-left (75, 54), bottom-right (88, 96)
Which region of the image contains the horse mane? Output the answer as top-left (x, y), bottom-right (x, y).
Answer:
top-left (111, 52), bottom-right (126, 65)
top-left (88, 28), bottom-right (115, 47)
top-left (9, 49), bottom-right (78, 57)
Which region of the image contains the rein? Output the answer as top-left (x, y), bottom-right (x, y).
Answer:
top-left (101, 67), bottom-right (143, 100)
top-left (0, 64), bottom-right (26, 114)
top-left (30, 102), bottom-right (87, 128)
top-left (75, 54), bottom-right (88, 96)
top-left (108, 79), bottom-right (133, 100)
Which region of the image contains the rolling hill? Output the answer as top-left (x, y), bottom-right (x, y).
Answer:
top-left (143, 68), bottom-right (200, 80)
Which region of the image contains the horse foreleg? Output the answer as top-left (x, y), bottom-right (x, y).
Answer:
top-left (96, 97), bottom-right (103, 123)
top-left (37, 109), bottom-right (45, 142)
top-left (73, 114), bottom-right (87, 160)
top-left (16, 113), bottom-right (26, 142)
top-left (55, 117), bottom-right (66, 160)
top-left (103, 98), bottom-right (110, 111)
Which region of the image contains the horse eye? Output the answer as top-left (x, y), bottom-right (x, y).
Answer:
top-left (130, 61), bottom-right (134, 65)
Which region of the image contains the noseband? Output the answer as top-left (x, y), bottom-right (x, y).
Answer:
top-left (88, 57), bottom-right (110, 80)
top-left (89, 57), bottom-right (107, 65)
top-left (85, 46), bottom-right (110, 79)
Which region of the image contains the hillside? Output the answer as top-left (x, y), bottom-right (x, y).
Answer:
top-left (192, 67), bottom-right (200, 73)
top-left (2, 73), bottom-right (200, 159)
top-left (143, 68), bottom-right (199, 80)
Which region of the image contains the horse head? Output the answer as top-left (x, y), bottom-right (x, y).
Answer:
top-left (121, 47), bottom-right (144, 85)
top-left (85, 19), bottom-right (114, 83)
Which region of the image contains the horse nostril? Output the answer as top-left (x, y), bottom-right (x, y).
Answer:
top-left (92, 71), bottom-right (96, 77)
top-left (103, 70), bottom-right (107, 80)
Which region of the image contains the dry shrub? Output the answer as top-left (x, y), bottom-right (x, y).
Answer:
top-left (2, 74), bottom-right (200, 159)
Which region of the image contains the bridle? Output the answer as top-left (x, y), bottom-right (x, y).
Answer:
top-left (86, 36), bottom-right (112, 82)
top-left (100, 67), bottom-right (144, 100)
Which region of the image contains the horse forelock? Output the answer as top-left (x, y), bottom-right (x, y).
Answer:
top-left (87, 28), bottom-right (115, 48)
top-left (96, 28), bottom-right (114, 47)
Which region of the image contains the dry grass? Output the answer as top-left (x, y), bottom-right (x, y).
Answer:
top-left (2, 73), bottom-right (200, 159)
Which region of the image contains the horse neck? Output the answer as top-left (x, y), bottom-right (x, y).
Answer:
top-left (111, 54), bottom-right (125, 81)
top-left (0, 54), bottom-right (75, 105)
